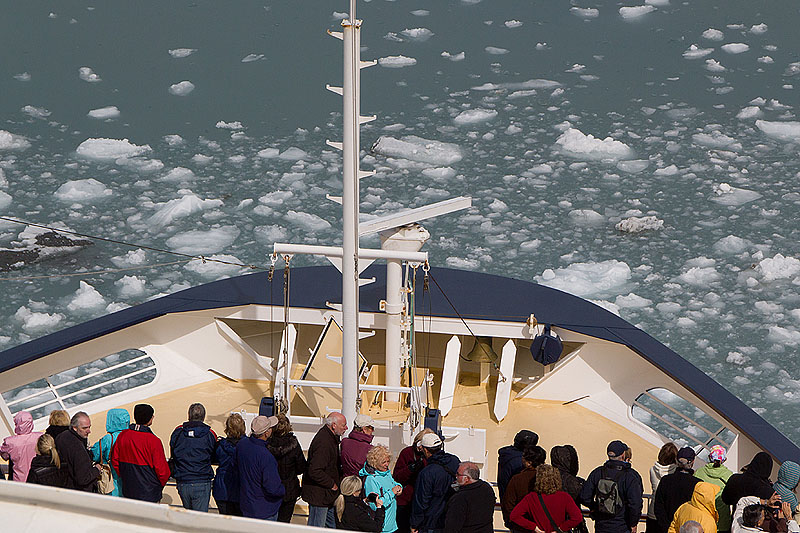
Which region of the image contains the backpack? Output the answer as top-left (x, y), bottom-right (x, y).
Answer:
top-left (530, 324), bottom-right (563, 365)
top-left (594, 467), bottom-right (624, 516)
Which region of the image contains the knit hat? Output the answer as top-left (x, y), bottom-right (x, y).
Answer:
top-left (677, 447), bottom-right (696, 462)
top-left (354, 414), bottom-right (375, 428)
top-left (421, 433), bottom-right (443, 449)
top-left (709, 445), bottom-right (727, 463)
top-left (607, 440), bottom-right (628, 458)
top-left (133, 403), bottom-right (154, 425)
top-left (251, 415), bottom-right (278, 436)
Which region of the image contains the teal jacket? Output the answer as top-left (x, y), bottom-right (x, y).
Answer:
top-left (361, 465), bottom-right (401, 533)
top-left (91, 408), bottom-right (130, 497)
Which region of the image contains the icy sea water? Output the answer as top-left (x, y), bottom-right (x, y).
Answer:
top-left (2, 1), bottom-right (800, 442)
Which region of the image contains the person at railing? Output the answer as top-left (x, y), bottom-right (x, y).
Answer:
top-left (213, 413), bottom-right (245, 516)
top-left (443, 461), bottom-right (496, 533)
top-left (335, 475), bottom-right (385, 532)
top-left (721, 453), bottom-right (775, 514)
top-left (668, 482), bottom-right (720, 533)
top-left (731, 493), bottom-right (799, 533)
top-left (579, 440), bottom-right (644, 533)
top-left (303, 412), bottom-right (348, 528)
top-left (110, 403), bottom-right (170, 502)
top-left (409, 432), bottom-right (461, 533)
top-left (695, 446), bottom-right (733, 533)
top-left (0, 410), bottom-right (42, 482)
top-left (169, 403), bottom-right (218, 512)
top-left (509, 464), bottom-right (583, 533)
top-left (342, 414), bottom-right (376, 477)
top-left (361, 444), bottom-right (402, 533)
top-left (236, 415), bottom-right (285, 520)
top-left (90, 408), bottom-right (129, 497)
top-left (498, 430), bottom-right (539, 502)
top-left (551, 445), bottom-right (585, 506)
top-left (394, 428), bottom-right (434, 533)
top-left (26, 434), bottom-right (68, 487)
top-left (654, 448), bottom-right (701, 533)
top-left (267, 413), bottom-right (308, 522)
top-left (647, 443), bottom-right (679, 533)
top-left (45, 410), bottom-right (70, 441)
top-left (502, 445), bottom-right (547, 529)
top-left (772, 461), bottom-right (800, 522)
top-left (55, 411), bottom-right (102, 492)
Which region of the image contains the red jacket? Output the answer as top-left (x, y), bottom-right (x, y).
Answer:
top-left (111, 424), bottom-right (170, 502)
top-left (510, 490), bottom-right (583, 533)
top-left (341, 430), bottom-right (374, 478)
top-left (393, 444), bottom-right (426, 507)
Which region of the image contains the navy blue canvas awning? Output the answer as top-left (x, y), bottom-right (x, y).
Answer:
top-left (0, 265), bottom-right (796, 462)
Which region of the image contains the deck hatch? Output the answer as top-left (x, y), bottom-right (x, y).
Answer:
top-left (2, 349), bottom-right (157, 420)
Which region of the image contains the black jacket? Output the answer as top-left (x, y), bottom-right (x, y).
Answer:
top-left (551, 445), bottom-right (586, 505)
top-left (336, 494), bottom-right (386, 532)
top-left (721, 452), bottom-right (775, 507)
top-left (55, 427), bottom-right (100, 492)
top-left (267, 432), bottom-right (308, 502)
top-left (653, 469), bottom-right (700, 533)
top-left (169, 421), bottom-right (217, 482)
top-left (26, 455), bottom-right (69, 487)
top-left (498, 445), bottom-right (525, 501)
top-left (302, 425), bottom-right (342, 506)
top-left (46, 425), bottom-right (69, 440)
top-left (444, 479), bottom-right (497, 533)
top-left (579, 459), bottom-right (644, 533)
top-left (411, 450), bottom-right (461, 531)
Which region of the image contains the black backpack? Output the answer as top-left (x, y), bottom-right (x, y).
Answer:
top-left (593, 467), bottom-right (624, 516)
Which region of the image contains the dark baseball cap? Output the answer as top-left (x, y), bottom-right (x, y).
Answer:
top-left (607, 440), bottom-right (628, 457)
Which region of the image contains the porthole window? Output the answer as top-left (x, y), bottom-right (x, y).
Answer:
top-left (2, 349), bottom-right (157, 420)
top-left (632, 388), bottom-right (735, 451)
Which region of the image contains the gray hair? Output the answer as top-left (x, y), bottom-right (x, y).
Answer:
top-left (680, 521), bottom-right (704, 533)
top-left (188, 403), bottom-right (206, 422)
top-left (70, 411), bottom-right (90, 428)
top-left (461, 461), bottom-right (480, 481)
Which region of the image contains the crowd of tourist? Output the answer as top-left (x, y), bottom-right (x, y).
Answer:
top-left (2, 406), bottom-right (799, 533)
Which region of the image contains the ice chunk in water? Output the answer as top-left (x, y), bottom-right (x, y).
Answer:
top-left (169, 81), bottom-right (195, 96)
top-left (148, 194), bottom-right (224, 227)
top-left (115, 275), bottom-right (146, 298)
top-left (713, 235), bottom-right (748, 254)
top-left (161, 167), bottom-right (195, 182)
top-left (504, 20), bottom-right (523, 28)
top-left (454, 109), bottom-right (498, 125)
top-left (254, 225), bottom-right (288, 243)
top-left (14, 306), bottom-right (64, 333)
top-left (76, 138), bottom-right (151, 161)
top-left (165, 226), bottom-right (240, 254)
top-left (278, 147), bottom-right (309, 161)
top-left (571, 7), bottom-right (599, 18)
top-left (184, 254), bottom-right (245, 278)
top-left (768, 326), bottom-right (800, 346)
top-left (683, 45), bottom-right (714, 59)
top-left (378, 56), bottom-right (417, 68)
top-left (703, 28), bottom-right (724, 41)
top-left (737, 106), bottom-right (762, 120)
top-left (710, 183), bottom-right (761, 206)
top-left (401, 28), bottom-right (434, 41)
top-left (371, 136), bottom-right (463, 165)
top-left (616, 293), bottom-right (653, 308)
top-left (0, 191), bottom-right (11, 210)
top-left (88, 106), bottom-right (120, 119)
top-left (169, 48), bottom-right (196, 58)
top-left (756, 254), bottom-right (800, 281)
top-left (241, 54), bottom-right (264, 63)
top-left (555, 128), bottom-right (635, 161)
top-left (750, 23), bottom-right (768, 34)
top-left (678, 266), bottom-right (720, 286)
top-left (485, 47), bottom-right (509, 55)
top-left (0, 130), bottom-right (31, 150)
top-left (569, 209), bottom-right (604, 225)
top-left (616, 216), bottom-right (664, 233)
top-left (721, 43), bottom-right (750, 54)
top-left (111, 249), bottom-right (147, 268)
top-left (441, 51), bottom-right (466, 61)
top-left (536, 260), bottom-right (631, 298)
top-left (21, 105), bottom-right (51, 119)
top-left (285, 211), bottom-right (331, 231)
top-left (257, 148), bottom-right (280, 159)
top-left (54, 178), bottom-right (112, 203)
top-left (755, 120), bottom-right (800, 142)
top-left (67, 281), bottom-right (106, 312)
top-left (619, 6), bottom-right (656, 19)
top-left (78, 67), bottom-right (101, 82)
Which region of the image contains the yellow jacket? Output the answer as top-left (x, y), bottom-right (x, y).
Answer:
top-left (668, 482), bottom-right (721, 533)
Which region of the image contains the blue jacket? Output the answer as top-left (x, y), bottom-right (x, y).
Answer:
top-left (91, 408), bottom-right (130, 497)
top-left (169, 421), bottom-right (217, 482)
top-left (580, 459), bottom-right (644, 533)
top-left (497, 445), bottom-right (524, 501)
top-left (362, 465), bottom-right (401, 533)
top-left (236, 435), bottom-right (286, 519)
top-left (411, 450), bottom-right (461, 531)
top-left (213, 437), bottom-right (241, 503)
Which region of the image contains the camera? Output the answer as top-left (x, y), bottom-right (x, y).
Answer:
top-left (366, 492), bottom-right (379, 504)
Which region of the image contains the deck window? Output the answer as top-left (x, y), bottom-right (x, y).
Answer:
top-left (632, 388), bottom-right (735, 451)
top-left (2, 349), bottom-right (157, 420)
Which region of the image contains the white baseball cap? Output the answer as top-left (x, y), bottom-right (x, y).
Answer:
top-left (420, 433), bottom-right (443, 448)
top-left (354, 414), bottom-right (375, 428)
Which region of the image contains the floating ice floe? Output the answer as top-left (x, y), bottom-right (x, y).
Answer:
top-left (163, 134), bottom-right (184, 146)
top-left (736, 106), bottom-right (762, 120)
top-left (278, 147), bottom-right (309, 161)
top-left (285, 211), bottom-right (331, 232)
top-left (216, 121), bottom-right (244, 130)
top-left (165, 226), bottom-right (240, 254)
top-left (768, 326), bottom-right (800, 346)
top-left (88, 106), bottom-right (120, 119)
top-left (257, 148), bottom-right (280, 159)
top-left (678, 266), bottom-right (720, 287)
top-left (184, 254), bottom-right (245, 278)
top-left (683, 45), bottom-right (714, 59)
top-left (401, 28), bottom-right (434, 41)
top-left (411, 10), bottom-right (429, 16)
top-left (485, 46), bottom-right (509, 55)
top-left (76, 138), bottom-right (152, 161)
top-left (54, 178), bottom-right (112, 203)
top-left (569, 209), bottom-right (604, 225)
top-left (169, 48), bottom-right (196, 58)
top-left (14, 306), bottom-right (64, 333)
top-left (692, 131), bottom-right (741, 150)
top-left (0, 191), bottom-right (11, 210)
top-left (555, 128), bottom-right (635, 161)
top-left (750, 23), bottom-right (768, 34)
top-left (721, 43), bottom-right (749, 54)
top-left (615, 293), bottom-right (653, 308)
top-left (111, 249), bottom-right (147, 268)
top-left (0, 130), bottom-right (31, 150)
top-left (78, 67), bottom-right (101, 82)
top-left (21, 105), bottom-right (51, 119)
top-left (536, 259), bottom-right (632, 299)
top-left (254, 225), bottom-right (288, 243)
top-left (115, 275), bottom-right (146, 298)
top-left (785, 62), bottom-right (800, 77)
top-left (616, 160), bottom-right (649, 173)
top-left (67, 281), bottom-right (106, 312)
top-left (472, 79), bottom-right (560, 91)
top-left (755, 120), bottom-right (800, 142)
top-left (571, 7), bottom-right (599, 18)
top-left (241, 54), bottom-right (264, 63)
top-left (756, 254), bottom-right (800, 281)
top-left (378, 56), bottom-right (417, 68)
top-left (161, 167), bottom-right (195, 182)
top-left (645, 0), bottom-right (669, 5)
top-left (504, 20), bottom-right (523, 28)
top-left (371, 136), bottom-right (463, 166)
top-left (454, 108), bottom-right (498, 125)
top-left (702, 28), bottom-right (724, 41)
top-left (169, 81), bottom-right (195, 96)
top-left (14, 72), bottom-right (31, 82)
top-left (421, 167), bottom-right (456, 180)
top-left (147, 194), bottom-right (224, 227)
top-left (441, 51), bottom-right (465, 61)
top-left (619, 6), bottom-right (656, 19)
top-left (616, 216), bottom-right (664, 233)
top-left (705, 59), bottom-right (725, 72)
top-left (653, 164), bottom-right (679, 176)
top-left (711, 183), bottom-right (762, 206)
top-left (713, 235), bottom-right (748, 254)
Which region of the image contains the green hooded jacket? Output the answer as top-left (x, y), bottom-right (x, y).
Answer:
top-left (695, 463), bottom-right (733, 531)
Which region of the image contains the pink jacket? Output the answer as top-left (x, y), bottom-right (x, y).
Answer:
top-left (1, 411), bottom-right (43, 482)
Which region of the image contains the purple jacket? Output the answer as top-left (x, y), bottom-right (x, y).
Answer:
top-left (341, 430), bottom-right (374, 477)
